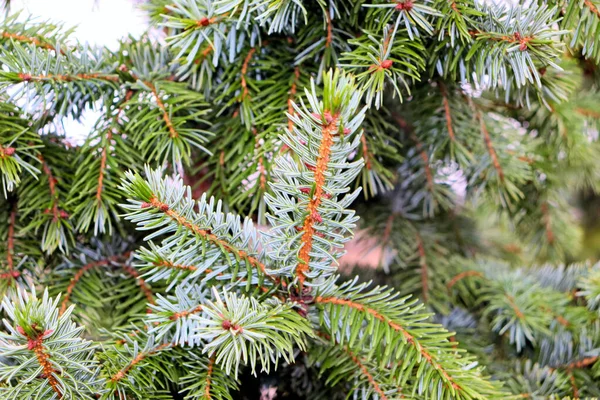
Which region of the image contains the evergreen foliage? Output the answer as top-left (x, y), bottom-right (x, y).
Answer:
top-left (0, 0), bottom-right (600, 398)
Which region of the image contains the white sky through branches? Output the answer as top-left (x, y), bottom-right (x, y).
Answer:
top-left (9, 0), bottom-right (148, 142)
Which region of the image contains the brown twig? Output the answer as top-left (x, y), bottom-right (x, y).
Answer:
top-left (1, 31), bottom-right (60, 52)
top-left (287, 67), bottom-right (301, 132)
top-left (240, 48), bottom-right (256, 100)
top-left (541, 202), bottom-right (555, 244)
top-left (476, 112), bottom-right (505, 183)
top-left (18, 72), bottom-right (119, 82)
top-left (146, 82), bottom-right (179, 138)
top-left (446, 271), bottom-right (483, 289)
top-left (23, 330), bottom-right (62, 397)
top-left (439, 84), bottom-right (456, 142)
top-left (296, 112), bottom-right (338, 286)
top-left (204, 356), bottom-right (216, 398)
top-left (110, 343), bottom-right (172, 383)
top-left (584, 0), bottom-right (600, 19)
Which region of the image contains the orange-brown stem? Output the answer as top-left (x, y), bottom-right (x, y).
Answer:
top-left (314, 296), bottom-right (462, 391)
top-left (26, 334), bottom-right (62, 398)
top-left (38, 154), bottom-right (64, 221)
top-left (569, 371), bottom-right (579, 398)
top-left (446, 271), bottom-right (483, 289)
top-left (146, 82), bottom-right (179, 138)
top-left (440, 84), bottom-right (456, 142)
top-left (576, 107), bottom-right (600, 119)
top-left (566, 356), bottom-right (598, 370)
top-left (170, 305), bottom-right (204, 321)
top-left (252, 128), bottom-right (267, 190)
top-left (18, 72), bottom-right (119, 82)
top-left (205, 356), bottom-right (215, 398)
top-left (346, 348), bottom-right (388, 399)
top-left (154, 259), bottom-right (199, 272)
top-left (296, 112), bottom-right (338, 286)
top-left (1, 31), bottom-right (60, 52)
top-left (469, 31), bottom-right (533, 50)
top-left (541, 202), bottom-right (555, 244)
top-left (325, 11), bottom-right (333, 48)
top-left (241, 48), bottom-right (256, 100)
top-left (317, 331), bottom-right (389, 399)
top-left (382, 214), bottom-right (396, 245)
top-left (584, 0), bottom-right (600, 19)
top-left (505, 295), bottom-right (525, 319)
top-left (110, 343), bottom-right (172, 383)
top-left (477, 113), bottom-right (505, 183)
top-left (153, 258), bottom-right (272, 294)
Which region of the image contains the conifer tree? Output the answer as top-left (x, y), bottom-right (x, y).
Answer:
top-left (1, 1), bottom-right (600, 399)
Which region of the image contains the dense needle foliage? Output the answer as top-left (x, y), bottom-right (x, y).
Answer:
top-left (1, 0), bottom-right (600, 398)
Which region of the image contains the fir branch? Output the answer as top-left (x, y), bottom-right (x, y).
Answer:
top-left (343, 346), bottom-right (388, 399)
top-left (180, 352), bottom-right (238, 400)
top-left (314, 331), bottom-right (392, 399)
top-left (194, 288), bottom-right (313, 376)
top-left (265, 70), bottom-right (364, 284)
top-left (314, 278), bottom-right (505, 398)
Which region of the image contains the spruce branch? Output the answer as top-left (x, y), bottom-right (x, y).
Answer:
top-left (180, 353), bottom-right (238, 400)
top-left (314, 278), bottom-right (505, 399)
top-left (0, 12), bottom-right (72, 53)
top-left (265, 69), bottom-right (365, 286)
top-left (125, 79), bottom-right (214, 166)
top-left (120, 167), bottom-right (281, 288)
top-left (0, 103), bottom-right (41, 197)
top-left (0, 289), bottom-right (104, 399)
top-left (194, 288), bottom-right (313, 376)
